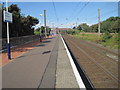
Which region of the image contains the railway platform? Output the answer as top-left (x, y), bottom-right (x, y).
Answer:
top-left (2, 34), bottom-right (80, 88)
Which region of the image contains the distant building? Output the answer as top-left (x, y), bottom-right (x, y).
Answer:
top-left (57, 28), bottom-right (69, 31)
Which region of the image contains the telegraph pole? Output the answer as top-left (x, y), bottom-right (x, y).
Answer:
top-left (44, 10), bottom-right (47, 38)
top-left (98, 8), bottom-right (100, 37)
top-left (6, 0), bottom-right (11, 59)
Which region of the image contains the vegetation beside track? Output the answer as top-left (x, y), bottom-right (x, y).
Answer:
top-left (72, 33), bottom-right (119, 49)
top-left (34, 26), bottom-right (51, 36)
top-left (61, 30), bottom-right (119, 49)
top-left (60, 16), bottom-right (120, 49)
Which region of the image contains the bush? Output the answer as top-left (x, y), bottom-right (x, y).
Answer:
top-left (34, 31), bottom-right (40, 35)
top-left (101, 32), bottom-right (112, 42)
top-left (66, 31), bottom-right (76, 35)
top-left (66, 30), bottom-right (81, 35)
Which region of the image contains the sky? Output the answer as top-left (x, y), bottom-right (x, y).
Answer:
top-left (2, 1), bottom-right (119, 28)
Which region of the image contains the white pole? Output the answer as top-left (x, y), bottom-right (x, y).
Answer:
top-left (7, 23), bottom-right (9, 43)
top-left (6, 0), bottom-right (11, 59)
top-left (6, 0), bottom-right (9, 43)
top-left (6, 0), bottom-right (8, 11)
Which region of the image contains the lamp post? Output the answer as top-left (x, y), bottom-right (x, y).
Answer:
top-left (44, 10), bottom-right (47, 38)
top-left (39, 14), bottom-right (42, 42)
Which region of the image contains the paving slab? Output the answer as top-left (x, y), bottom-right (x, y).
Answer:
top-left (38, 36), bottom-right (59, 88)
top-left (56, 35), bottom-right (79, 88)
top-left (2, 34), bottom-right (79, 89)
top-left (2, 36), bottom-right (57, 88)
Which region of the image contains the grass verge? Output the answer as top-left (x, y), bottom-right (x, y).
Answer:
top-left (73, 33), bottom-right (119, 49)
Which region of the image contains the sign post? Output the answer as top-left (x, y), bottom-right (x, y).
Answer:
top-left (4, 0), bottom-right (12, 59)
top-left (4, 11), bottom-right (12, 23)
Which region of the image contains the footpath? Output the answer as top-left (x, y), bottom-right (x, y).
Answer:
top-left (2, 34), bottom-right (80, 88)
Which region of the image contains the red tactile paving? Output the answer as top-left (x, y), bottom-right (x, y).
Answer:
top-left (1, 39), bottom-right (40, 67)
top-left (0, 35), bottom-right (54, 67)
top-left (0, 36), bottom-right (53, 67)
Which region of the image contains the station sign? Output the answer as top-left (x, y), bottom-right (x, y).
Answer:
top-left (3, 11), bottom-right (12, 23)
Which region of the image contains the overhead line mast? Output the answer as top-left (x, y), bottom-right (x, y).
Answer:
top-left (98, 8), bottom-right (100, 37)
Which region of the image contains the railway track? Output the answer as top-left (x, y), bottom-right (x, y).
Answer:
top-left (62, 34), bottom-right (119, 88)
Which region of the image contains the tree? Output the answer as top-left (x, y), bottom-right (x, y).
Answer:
top-left (73, 26), bottom-right (76, 29)
top-left (111, 19), bottom-right (120, 33)
top-left (79, 23), bottom-right (89, 32)
top-left (86, 17), bottom-right (120, 33)
top-left (41, 26), bottom-right (45, 33)
top-left (2, 4), bottom-right (39, 38)
top-left (89, 24), bottom-right (98, 32)
top-left (34, 27), bottom-right (40, 35)
top-left (8, 4), bottom-right (20, 13)
top-left (77, 25), bottom-right (82, 30)
top-left (46, 26), bottom-right (51, 35)
top-left (9, 4), bottom-right (21, 37)
top-left (23, 15), bottom-right (39, 35)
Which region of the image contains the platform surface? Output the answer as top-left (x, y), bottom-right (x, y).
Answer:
top-left (2, 35), bottom-right (79, 88)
